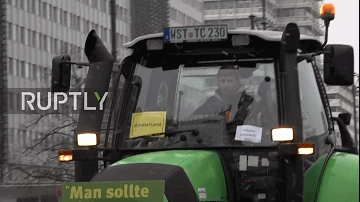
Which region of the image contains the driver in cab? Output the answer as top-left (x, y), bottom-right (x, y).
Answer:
top-left (192, 64), bottom-right (254, 125)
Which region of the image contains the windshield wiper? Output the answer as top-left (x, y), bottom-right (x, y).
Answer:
top-left (181, 113), bottom-right (226, 123)
top-left (127, 129), bottom-right (199, 139)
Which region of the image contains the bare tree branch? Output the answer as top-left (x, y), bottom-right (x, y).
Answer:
top-left (22, 122), bottom-right (76, 154)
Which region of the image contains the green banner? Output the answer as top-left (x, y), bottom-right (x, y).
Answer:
top-left (61, 180), bottom-right (164, 202)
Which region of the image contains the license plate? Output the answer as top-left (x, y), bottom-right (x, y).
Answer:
top-left (61, 180), bottom-right (164, 202)
top-left (164, 25), bottom-right (228, 43)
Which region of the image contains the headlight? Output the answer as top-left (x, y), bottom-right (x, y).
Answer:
top-left (77, 133), bottom-right (98, 146)
top-left (271, 127), bottom-right (294, 141)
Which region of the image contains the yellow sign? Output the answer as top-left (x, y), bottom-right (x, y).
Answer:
top-left (129, 111), bottom-right (167, 138)
top-left (61, 180), bottom-right (164, 202)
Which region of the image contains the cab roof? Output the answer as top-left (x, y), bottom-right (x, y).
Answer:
top-left (123, 28), bottom-right (322, 49)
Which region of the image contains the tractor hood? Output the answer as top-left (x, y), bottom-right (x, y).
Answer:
top-left (91, 150), bottom-right (227, 202)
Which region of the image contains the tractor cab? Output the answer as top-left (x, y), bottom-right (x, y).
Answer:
top-left (106, 26), bottom-right (323, 201)
top-left (114, 28), bottom-right (319, 151)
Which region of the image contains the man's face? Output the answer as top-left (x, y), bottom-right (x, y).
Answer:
top-left (218, 75), bottom-right (240, 96)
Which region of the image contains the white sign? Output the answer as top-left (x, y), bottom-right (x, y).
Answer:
top-left (235, 125), bottom-right (263, 143)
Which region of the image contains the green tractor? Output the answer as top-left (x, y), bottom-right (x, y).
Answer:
top-left (54, 3), bottom-right (358, 202)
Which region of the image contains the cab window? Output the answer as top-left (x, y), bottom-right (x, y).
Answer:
top-left (298, 60), bottom-right (331, 169)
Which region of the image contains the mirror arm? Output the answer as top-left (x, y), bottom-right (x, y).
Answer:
top-left (297, 51), bottom-right (330, 62)
top-left (61, 61), bottom-right (90, 69)
top-left (61, 61), bottom-right (121, 69)
top-left (332, 117), bottom-right (357, 154)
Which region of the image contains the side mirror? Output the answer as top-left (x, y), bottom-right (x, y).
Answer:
top-left (338, 112), bottom-right (351, 125)
top-left (120, 57), bottom-right (135, 80)
top-left (332, 113), bottom-right (357, 154)
top-left (323, 44), bottom-right (354, 86)
top-left (51, 55), bottom-right (71, 93)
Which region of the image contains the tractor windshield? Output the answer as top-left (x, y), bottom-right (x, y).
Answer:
top-left (117, 56), bottom-right (279, 150)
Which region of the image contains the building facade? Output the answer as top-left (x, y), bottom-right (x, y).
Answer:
top-left (274, 0), bottom-right (323, 37)
top-left (131, 0), bottom-right (204, 40)
top-left (168, 0), bottom-right (203, 26)
top-left (203, 0), bottom-right (276, 30)
top-left (203, 0), bottom-right (323, 38)
top-left (2, 0), bottom-right (131, 201)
